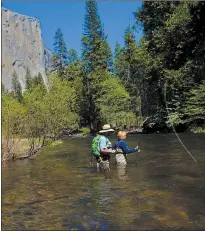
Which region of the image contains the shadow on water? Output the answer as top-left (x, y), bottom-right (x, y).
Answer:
top-left (2, 133), bottom-right (205, 230)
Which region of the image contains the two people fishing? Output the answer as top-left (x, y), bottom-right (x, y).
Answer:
top-left (91, 124), bottom-right (140, 171)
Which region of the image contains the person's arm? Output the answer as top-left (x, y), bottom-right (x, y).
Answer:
top-left (99, 137), bottom-right (116, 154)
top-left (112, 143), bottom-right (117, 150)
top-left (119, 140), bottom-right (136, 153)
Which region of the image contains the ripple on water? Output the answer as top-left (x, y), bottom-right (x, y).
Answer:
top-left (63, 214), bottom-right (115, 230)
top-left (2, 134), bottom-right (205, 230)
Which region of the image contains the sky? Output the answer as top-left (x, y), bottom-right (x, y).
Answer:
top-left (2, 1), bottom-right (143, 55)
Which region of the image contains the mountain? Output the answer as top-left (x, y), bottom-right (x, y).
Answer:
top-left (2, 7), bottom-right (52, 91)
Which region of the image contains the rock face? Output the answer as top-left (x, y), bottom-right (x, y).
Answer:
top-left (2, 8), bottom-right (51, 91)
top-left (44, 47), bottom-right (52, 71)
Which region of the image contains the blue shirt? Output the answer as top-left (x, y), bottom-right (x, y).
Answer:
top-left (99, 136), bottom-right (109, 150)
top-left (112, 140), bottom-right (136, 153)
top-left (99, 135), bottom-right (112, 160)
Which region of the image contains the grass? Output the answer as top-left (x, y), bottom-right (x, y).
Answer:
top-left (2, 138), bottom-right (31, 160)
top-left (193, 128), bottom-right (205, 133)
top-left (81, 127), bottom-right (90, 135)
top-left (2, 137), bottom-right (54, 161)
top-left (49, 140), bottom-right (63, 146)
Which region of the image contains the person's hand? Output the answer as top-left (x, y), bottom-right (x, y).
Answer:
top-left (135, 146), bottom-right (140, 152)
top-left (110, 149), bottom-right (117, 154)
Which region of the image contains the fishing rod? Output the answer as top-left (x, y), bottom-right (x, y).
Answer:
top-left (138, 139), bottom-right (141, 148)
top-left (164, 82), bottom-right (197, 163)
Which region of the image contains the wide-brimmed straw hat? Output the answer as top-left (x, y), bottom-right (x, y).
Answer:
top-left (99, 124), bottom-right (114, 133)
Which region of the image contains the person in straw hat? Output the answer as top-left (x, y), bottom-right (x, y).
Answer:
top-left (97, 124), bottom-right (116, 171)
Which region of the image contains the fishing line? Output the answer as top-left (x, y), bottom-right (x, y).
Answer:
top-left (164, 82), bottom-right (197, 163)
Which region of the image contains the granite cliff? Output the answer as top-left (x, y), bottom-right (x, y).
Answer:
top-left (2, 8), bottom-right (52, 91)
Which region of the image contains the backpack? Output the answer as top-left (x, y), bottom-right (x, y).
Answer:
top-left (91, 135), bottom-right (101, 157)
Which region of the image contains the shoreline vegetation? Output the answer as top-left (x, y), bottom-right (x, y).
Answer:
top-left (2, 1), bottom-right (205, 161)
top-left (2, 127), bottom-right (204, 162)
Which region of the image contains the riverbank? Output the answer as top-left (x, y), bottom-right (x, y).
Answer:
top-left (2, 127), bottom-right (204, 162)
top-left (1, 137), bottom-right (53, 162)
top-left (1, 133), bottom-right (87, 161)
top-left (192, 128), bottom-right (205, 133)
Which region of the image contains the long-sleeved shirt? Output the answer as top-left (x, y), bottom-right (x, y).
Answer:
top-left (98, 135), bottom-right (112, 160)
top-left (112, 139), bottom-right (136, 154)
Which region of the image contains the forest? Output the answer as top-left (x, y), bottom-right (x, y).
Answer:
top-left (2, 1), bottom-right (205, 159)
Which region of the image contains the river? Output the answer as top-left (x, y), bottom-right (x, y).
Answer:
top-left (2, 133), bottom-right (205, 230)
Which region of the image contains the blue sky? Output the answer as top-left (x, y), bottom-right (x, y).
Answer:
top-left (2, 1), bottom-right (142, 55)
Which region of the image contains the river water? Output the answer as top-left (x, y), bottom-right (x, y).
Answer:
top-left (2, 133), bottom-right (205, 230)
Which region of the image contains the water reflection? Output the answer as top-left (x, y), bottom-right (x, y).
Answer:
top-left (2, 134), bottom-right (205, 230)
top-left (116, 165), bottom-right (128, 181)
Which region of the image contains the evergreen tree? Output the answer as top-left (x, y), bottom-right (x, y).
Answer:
top-left (25, 67), bottom-right (32, 90)
top-left (113, 42), bottom-right (124, 77)
top-left (51, 28), bottom-right (68, 78)
top-left (135, 2), bottom-right (179, 44)
top-left (135, 1), bottom-right (205, 130)
top-left (68, 48), bottom-right (79, 64)
top-left (118, 27), bottom-right (142, 116)
top-left (11, 70), bottom-right (22, 102)
top-left (66, 49), bottom-right (82, 81)
top-left (31, 73), bottom-right (45, 89)
top-left (184, 82), bottom-right (205, 121)
top-left (82, 0), bottom-right (112, 73)
top-left (2, 82), bottom-right (5, 93)
top-left (81, 0), bottom-right (113, 129)
top-left (37, 72), bottom-right (44, 83)
top-left (67, 60), bottom-right (82, 81)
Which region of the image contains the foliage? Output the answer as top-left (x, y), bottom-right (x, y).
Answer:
top-left (53, 28), bottom-right (68, 65)
top-left (81, 69), bottom-right (112, 129)
top-left (2, 0), bottom-right (205, 156)
top-left (11, 70), bottom-right (22, 102)
top-left (25, 67), bottom-right (32, 90)
top-left (193, 128), bottom-right (205, 134)
top-left (81, 127), bottom-right (90, 135)
top-left (2, 92), bottom-right (26, 137)
top-left (2, 92), bottom-right (26, 158)
top-left (82, 0), bottom-right (112, 73)
top-left (51, 28), bottom-right (68, 77)
top-left (67, 59), bottom-right (82, 81)
top-left (45, 75), bottom-right (79, 136)
top-left (68, 48), bottom-right (79, 64)
top-left (23, 83), bottom-right (47, 139)
top-left (97, 76), bottom-right (137, 128)
top-left (113, 42), bottom-right (124, 77)
top-left (81, 1), bottom-right (114, 129)
top-left (183, 83), bottom-right (205, 121)
top-left (134, 1), bottom-right (205, 129)
top-left (25, 70), bottom-right (44, 91)
top-left (135, 2), bottom-right (179, 42)
top-left (2, 82), bottom-right (5, 93)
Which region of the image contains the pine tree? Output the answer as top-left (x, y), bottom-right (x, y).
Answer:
top-left (135, 1), bottom-right (205, 129)
top-left (31, 72), bottom-right (44, 87)
top-left (184, 82), bottom-right (205, 121)
top-left (68, 48), bottom-right (79, 64)
top-left (82, 0), bottom-right (112, 73)
top-left (51, 28), bottom-right (68, 78)
top-left (2, 82), bottom-right (5, 93)
top-left (11, 70), bottom-right (22, 102)
top-left (25, 67), bottom-right (32, 90)
top-left (119, 27), bottom-right (142, 116)
top-left (113, 42), bottom-right (124, 77)
top-left (81, 0), bottom-right (113, 129)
